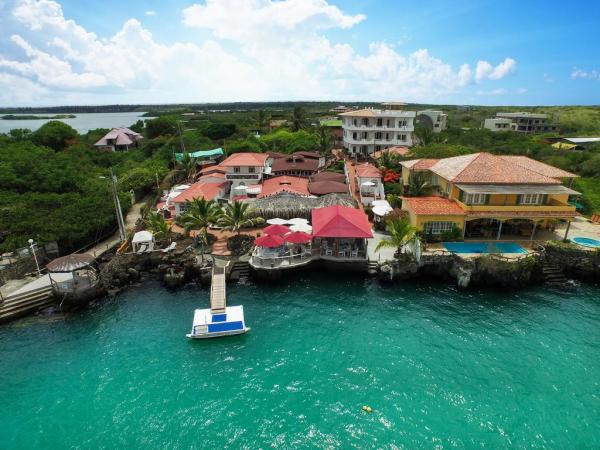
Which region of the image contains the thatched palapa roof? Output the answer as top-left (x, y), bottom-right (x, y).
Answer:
top-left (248, 193), bottom-right (357, 219)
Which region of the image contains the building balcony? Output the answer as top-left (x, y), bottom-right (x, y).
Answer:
top-left (226, 173), bottom-right (261, 180)
top-left (455, 199), bottom-right (577, 217)
top-left (343, 125), bottom-right (414, 132)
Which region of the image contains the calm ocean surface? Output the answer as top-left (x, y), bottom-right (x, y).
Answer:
top-left (0, 112), bottom-right (149, 134)
top-left (1, 275), bottom-right (599, 448)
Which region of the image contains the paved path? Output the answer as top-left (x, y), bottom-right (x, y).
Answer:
top-left (85, 199), bottom-right (146, 258)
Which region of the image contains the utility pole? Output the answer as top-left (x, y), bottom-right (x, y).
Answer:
top-left (109, 168), bottom-right (127, 242)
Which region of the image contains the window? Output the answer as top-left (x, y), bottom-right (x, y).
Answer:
top-left (424, 221), bottom-right (454, 235)
top-left (353, 119), bottom-right (357, 126)
top-left (374, 132), bottom-right (382, 139)
top-left (520, 193), bottom-right (543, 205)
top-left (248, 167), bottom-right (255, 173)
top-left (399, 120), bottom-right (407, 127)
top-left (362, 132), bottom-right (367, 139)
top-left (234, 167), bottom-right (241, 173)
top-left (375, 145), bottom-right (381, 151)
top-left (362, 118), bottom-right (368, 126)
top-left (465, 193), bottom-right (487, 205)
top-left (398, 133), bottom-right (407, 141)
top-left (386, 119), bottom-right (391, 127)
top-left (179, 202), bottom-right (191, 214)
top-left (377, 118), bottom-right (383, 126)
top-left (353, 132), bottom-right (357, 140)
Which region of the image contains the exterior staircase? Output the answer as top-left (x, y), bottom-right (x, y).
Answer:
top-left (367, 260), bottom-right (379, 276)
top-left (229, 260), bottom-right (250, 281)
top-left (542, 262), bottom-right (569, 287)
top-left (0, 285), bottom-right (56, 324)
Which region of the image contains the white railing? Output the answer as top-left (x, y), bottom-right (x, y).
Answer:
top-left (250, 252), bottom-right (313, 268)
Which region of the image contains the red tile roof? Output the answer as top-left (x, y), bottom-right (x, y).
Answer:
top-left (198, 172), bottom-right (226, 181)
top-left (312, 205), bottom-right (373, 238)
top-left (308, 180), bottom-right (348, 195)
top-left (372, 146), bottom-right (411, 159)
top-left (257, 176), bottom-right (310, 198)
top-left (172, 182), bottom-right (226, 203)
top-left (220, 152), bottom-right (269, 167)
top-left (499, 156), bottom-right (578, 179)
top-left (199, 165), bottom-right (227, 175)
top-left (403, 197), bottom-right (466, 215)
top-left (355, 163), bottom-right (382, 178)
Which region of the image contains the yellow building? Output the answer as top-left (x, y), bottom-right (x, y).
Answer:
top-left (400, 153), bottom-right (579, 240)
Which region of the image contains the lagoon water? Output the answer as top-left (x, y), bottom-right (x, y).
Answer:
top-left (0, 112), bottom-right (149, 134)
top-left (1, 275), bottom-right (599, 448)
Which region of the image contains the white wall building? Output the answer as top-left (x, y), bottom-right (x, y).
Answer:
top-left (416, 110), bottom-right (448, 133)
top-left (219, 153), bottom-right (271, 199)
top-left (340, 103), bottom-right (416, 157)
top-left (483, 112), bottom-right (558, 133)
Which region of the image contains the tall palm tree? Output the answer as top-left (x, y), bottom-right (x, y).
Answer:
top-left (414, 126), bottom-right (435, 146)
top-left (175, 153), bottom-right (198, 183)
top-left (290, 106), bottom-right (308, 131)
top-left (315, 125), bottom-right (332, 157)
top-left (178, 198), bottom-right (222, 236)
top-left (218, 201), bottom-right (263, 235)
top-left (375, 217), bottom-right (418, 255)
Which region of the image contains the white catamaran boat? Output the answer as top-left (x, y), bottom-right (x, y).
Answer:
top-left (186, 305), bottom-right (250, 339)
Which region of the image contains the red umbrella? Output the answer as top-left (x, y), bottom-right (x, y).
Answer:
top-left (255, 235), bottom-right (285, 248)
top-left (284, 231), bottom-right (312, 244)
top-left (263, 224), bottom-right (291, 235)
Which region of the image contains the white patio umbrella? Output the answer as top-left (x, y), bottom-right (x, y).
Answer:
top-left (267, 218), bottom-right (289, 225)
top-left (361, 181), bottom-right (376, 187)
top-left (290, 223), bottom-right (313, 233)
top-left (234, 185), bottom-right (248, 191)
top-left (287, 218), bottom-right (309, 225)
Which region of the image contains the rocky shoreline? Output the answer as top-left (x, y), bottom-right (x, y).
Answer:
top-left (91, 241), bottom-right (600, 300)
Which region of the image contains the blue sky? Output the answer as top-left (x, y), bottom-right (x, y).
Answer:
top-left (0, 0), bottom-right (599, 106)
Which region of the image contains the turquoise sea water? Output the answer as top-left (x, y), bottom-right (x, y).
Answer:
top-left (1, 275), bottom-right (599, 448)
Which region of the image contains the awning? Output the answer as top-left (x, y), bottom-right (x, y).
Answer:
top-left (456, 184), bottom-right (580, 195)
top-left (174, 148), bottom-right (224, 161)
top-left (47, 254), bottom-right (94, 273)
top-left (311, 205), bottom-right (372, 238)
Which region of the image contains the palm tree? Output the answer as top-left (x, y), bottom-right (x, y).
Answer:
top-left (315, 125), bottom-right (332, 157)
top-left (414, 126), bottom-right (435, 146)
top-left (407, 172), bottom-right (432, 196)
top-left (178, 198), bottom-right (222, 236)
top-left (175, 153), bottom-right (198, 183)
top-left (290, 106), bottom-right (308, 131)
top-left (144, 210), bottom-right (172, 241)
top-left (218, 201), bottom-right (263, 235)
top-left (375, 217), bottom-right (418, 256)
top-left (377, 150), bottom-right (400, 171)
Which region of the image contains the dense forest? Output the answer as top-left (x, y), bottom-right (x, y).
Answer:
top-left (1, 103), bottom-right (599, 254)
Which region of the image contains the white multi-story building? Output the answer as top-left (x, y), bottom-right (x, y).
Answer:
top-left (416, 110), bottom-right (448, 133)
top-left (483, 112), bottom-right (558, 133)
top-left (340, 103), bottom-right (416, 157)
top-left (219, 152), bottom-right (271, 199)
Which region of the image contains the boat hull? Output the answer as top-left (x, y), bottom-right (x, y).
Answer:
top-left (186, 327), bottom-right (251, 339)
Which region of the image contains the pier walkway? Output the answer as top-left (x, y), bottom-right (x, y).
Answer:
top-left (210, 264), bottom-right (227, 313)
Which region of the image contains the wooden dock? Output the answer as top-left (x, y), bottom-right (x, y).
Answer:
top-left (210, 265), bottom-right (226, 313)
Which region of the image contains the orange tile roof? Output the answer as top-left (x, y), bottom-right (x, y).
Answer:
top-left (200, 165), bottom-right (227, 175)
top-left (172, 182), bottom-right (226, 203)
top-left (257, 176), bottom-right (310, 198)
top-left (198, 172), bottom-right (226, 181)
top-left (402, 159), bottom-right (439, 170)
top-left (372, 146), bottom-right (411, 159)
top-left (499, 155), bottom-right (578, 179)
top-left (403, 196), bottom-right (466, 215)
top-left (356, 163), bottom-right (382, 178)
top-left (220, 152), bottom-right (269, 167)
top-left (448, 153), bottom-right (559, 184)
top-left (339, 108), bottom-right (377, 117)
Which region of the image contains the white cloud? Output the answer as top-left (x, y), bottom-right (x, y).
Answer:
top-left (516, 87), bottom-right (527, 94)
top-left (571, 68), bottom-right (599, 80)
top-left (0, 0), bottom-right (518, 105)
top-left (475, 58), bottom-right (516, 82)
top-left (145, 10), bottom-right (156, 16)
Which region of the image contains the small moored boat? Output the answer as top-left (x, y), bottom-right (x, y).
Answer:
top-left (186, 305), bottom-right (250, 339)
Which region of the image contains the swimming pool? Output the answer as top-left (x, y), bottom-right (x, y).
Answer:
top-left (572, 237), bottom-right (600, 248)
top-left (443, 241), bottom-right (528, 254)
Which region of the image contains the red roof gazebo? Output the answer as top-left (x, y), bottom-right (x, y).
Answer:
top-left (311, 206), bottom-right (372, 238)
top-left (255, 235), bottom-right (285, 248)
